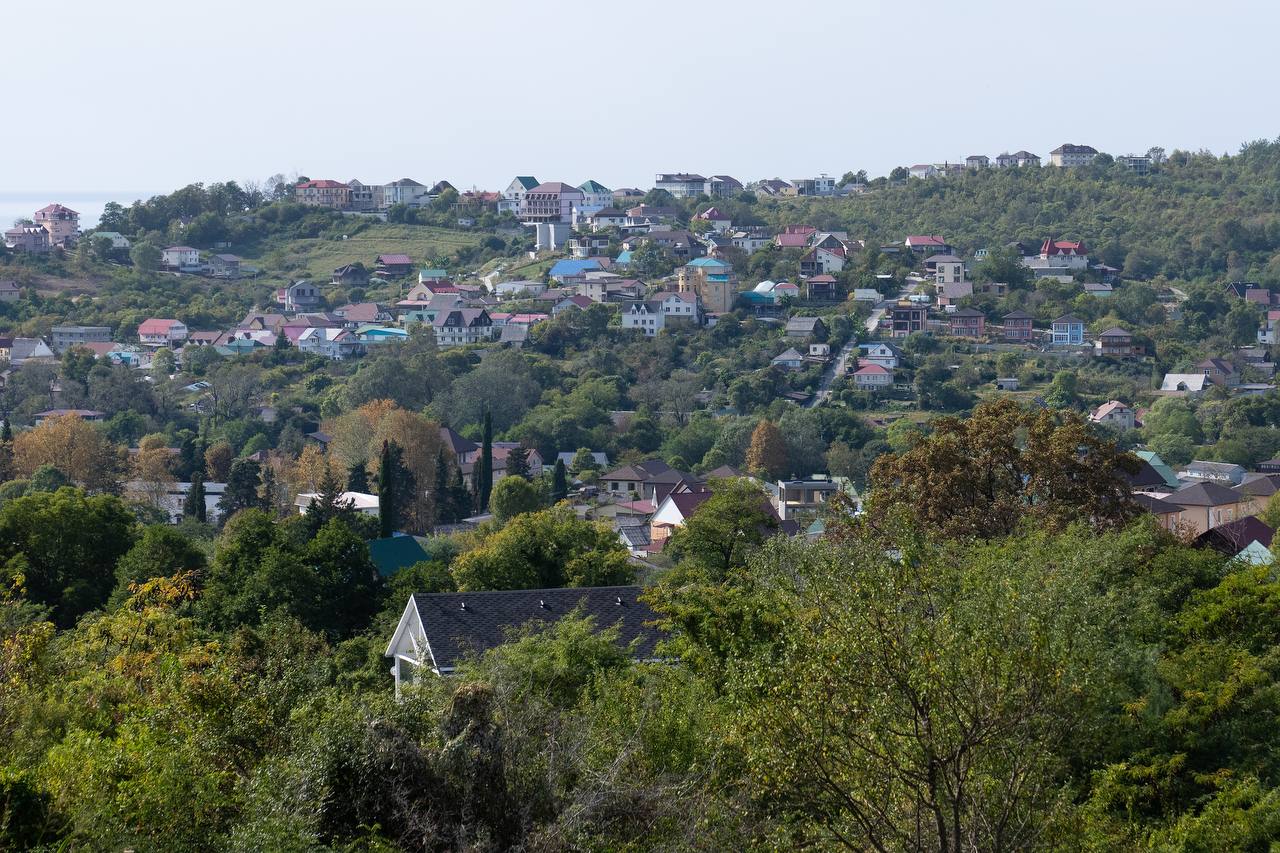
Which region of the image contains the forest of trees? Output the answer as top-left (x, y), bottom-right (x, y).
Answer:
top-left (2, 400), bottom-right (1277, 849)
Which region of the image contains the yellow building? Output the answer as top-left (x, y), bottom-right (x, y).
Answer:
top-left (677, 257), bottom-right (738, 314)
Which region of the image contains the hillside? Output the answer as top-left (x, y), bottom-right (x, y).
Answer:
top-left (243, 223), bottom-right (489, 283)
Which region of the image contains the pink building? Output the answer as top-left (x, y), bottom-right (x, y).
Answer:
top-left (519, 182), bottom-right (584, 223)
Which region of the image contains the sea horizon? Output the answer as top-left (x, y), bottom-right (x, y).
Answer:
top-left (0, 190), bottom-right (162, 230)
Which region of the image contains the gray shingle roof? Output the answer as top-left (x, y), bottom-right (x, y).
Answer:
top-left (411, 586), bottom-right (662, 672)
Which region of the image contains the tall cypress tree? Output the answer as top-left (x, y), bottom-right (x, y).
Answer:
top-left (551, 458), bottom-right (568, 504)
top-left (259, 464), bottom-right (278, 514)
top-left (378, 440), bottom-right (397, 538)
top-left (433, 449), bottom-right (451, 526)
top-left (478, 410), bottom-right (493, 511)
top-left (452, 466), bottom-right (472, 521)
top-left (184, 469), bottom-right (207, 522)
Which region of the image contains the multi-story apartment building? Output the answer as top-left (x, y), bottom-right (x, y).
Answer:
top-left (295, 179), bottom-right (351, 208)
top-left (51, 325), bottom-right (111, 353)
top-left (34, 204), bottom-right (80, 247)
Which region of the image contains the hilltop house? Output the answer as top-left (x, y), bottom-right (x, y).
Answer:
top-left (1049, 144), bottom-right (1099, 167)
top-left (1050, 315), bottom-right (1085, 346)
top-left (34, 203), bottom-right (80, 247)
top-left (498, 176), bottom-right (539, 215)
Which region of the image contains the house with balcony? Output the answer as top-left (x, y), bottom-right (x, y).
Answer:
top-left (1049, 143), bottom-right (1099, 168)
top-left (773, 478), bottom-right (841, 521)
top-left (4, 225), bottom-right (51, 253)
top-left (947, 308), bottom-right (985, 338)
top-left (276, 280), bottom-right (323, 313)
top-left (138, 318), bottom-right (188, 346)
top-left (1050, 314), bottom-right (1085, 346)
top-left (890, 302), bottom-right (927, 338)
top-left (381, 178), bottom-right (430, 208)
top-left (498, 176), bottom-right (539, 215)
top-left (34, 203), bottom-right (80, 247)
top-left (654, 173), bottom-right (708, 198)
top-left (1095, 327), bottom-right (1142, 358)
top-left (995, 151), bottom-right (1041, 168)
top-left (295, 179), bottom-right (351, 209)
top-left (432, 308), bottom-right (495, 346)
top-left (622, 301), bottom-right (666, 337)
top-left (799, 245), bottom-right (845, 276)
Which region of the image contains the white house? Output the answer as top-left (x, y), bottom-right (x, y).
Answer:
top-left (859, 342), bottom-right (902, 369)
top-left (295, 490), bottom-right (379, 515)
top-left (852, 363), bottom-right (894, 389)
top-left (772, 347), bottom-right (806, 370)
top-left (161, 246), bottom-right (200, 270)
top-left (1089, 400), bottom-right (1136, 431)
top-left (498, 176), bottom-right (539, 215)
top-left (622, 301), bottom-right (666, 336)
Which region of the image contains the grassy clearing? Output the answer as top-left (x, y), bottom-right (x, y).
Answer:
top-left (241, 224), bottom-right (486, 282)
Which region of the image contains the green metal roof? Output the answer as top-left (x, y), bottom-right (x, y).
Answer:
top-left (367, 536), bottom-right (429, 577)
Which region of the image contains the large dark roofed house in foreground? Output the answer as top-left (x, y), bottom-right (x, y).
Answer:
top-left (385, 586), bottom-right (663, 694)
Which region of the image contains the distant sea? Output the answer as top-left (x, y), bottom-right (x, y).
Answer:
top-left (0, 190), bottom-right (160, 230)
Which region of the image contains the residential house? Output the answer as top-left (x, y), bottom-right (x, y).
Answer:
top-left (677, 257), bottom-right (737, 313)
top-left (588, 208), bottom-right (627, 230)
top-left (297, 491), bottom-right (379, 515)
top-left (1050, 314), bottom-right (1085, 346)
top-left (34, 203), bottom-right (79, 247)
top-left (207, 253), bottom-right (242, 278)
top-left (9, 337), bottom-right (55, 365)
top-left (1117, 154), bottom-right (1152, 174)
top-left (1167, 482), bottom-right (1250, 536)
top-left (50, 325), bottom-right (110, 353)
top-left (789, 175), bottom-right (837, 196)
top-left (908, 164), bottom-right (938, 180)
top-left (375, 254), bottom-right (414, 278)
top-left (852, 363), bottom-right (894, 390)
top-left (575, 180), bottom-right (613, 219)
top-left (1095, 327), bottom-right (1142, 358)
top-left (1084, 281), bottom-right (1113, 297)
top-left (381, 178), bottom-right (430, 208)
top-left (494, 280), bottom-right (546, 299)
top-left (498, 176), bottom-right (539, 215)
top-left (1089, 400), bottom-right (1136, 431)
top-left (548, 259), bottom-right (603, 284)
top-left (161, 246), bottom-right (200, 271)
top-left (965, 155), bottom-right (990, 169)
top-left (1194, 517), bottom-right (1275, 562)
top-left (520, 181), bottom-right (583, 223)
top-left (625, 230), bottom-right (704, 260)
top-left (693, 207), bottom-right (732, 232)
top-left (890, 302), bottom-right (927, 338)
top-left (297, 327), bottom-right (362, 360)
top-left (1136, 450), bottom-right (1183, 490)
top-left (138, 318), bottom-right (188, 346)
top-left (805, 274), bottom-right (840, 301)
top-left (652, 290), bottom-right (699, 325)
top-left (731, 228), bottom-right (773, 253)
top-left (1131, 493), bottom-right (1185, 532)
top-left (851, 288), bottom-right (881, 303)
top-left (276, 280), bottom-right (322, 312)
top-left (565, 233), bottom-right (610, 259)
top-left (346, 179), bottom-right (378, 211)
top-left (649, 487), bottom-right (714, 545)
top-left (947, 308), bottom-right (985, 338)
top-left (3, 225), bottom-right (51, 253)
top-left (1196, 357), bottom-right (1239, 387)
top-left (331, 264), bottom-right (369, 287)
top-left (552, 295), bottom-right (595, 316)
top-left (771, 347), bottom-right (806, 370)
top-left (295, 179), bottom-right (352, 208)
top-left (1002, 310), bottom-right (1035, 342)
top-left (1181, 460), bottom-right (1247, 486)
top-left (621, 301), bottom-right (666, 337)
top-left (774, 478), bottom-right (842, 521)
top-left (1232, 473), bottom-right (1280, 517)
top-left (995, 151), bottom-right (1041, 168)
top-left (33, 408), bottom-right (105, 424)
top-left (936, 280), bottom-right (973, 308)
top-left (905, 235), bottom-right (951, 254)
top-left (931, 255), bottom-right (965, 285)
top-left (754, 178), bottom-right (793, 197)
top-left (653, 173), bottom-right (708, 198)
top-left (775, 225), bottom-right (817, 249)
top-left (1159, 373), bottom-right (1212, 396)
top-left (860, 342), bottom-right (903, 369)
top-left (1049, 144), bottom-right (1099, 168)
top-left (385, 586), bottom-right (661, 689)
top-left (599, 459), bottom-right (688, 500)
top-left (336, 302), bottom-right (393, 325)
top-left (432, 308), bottom-right (495, 346)
top-left (785, 316), bottom-right (827, 340)
top-left (799, 246), bottom-right (845, 276)
top-left (0, 281), bottom-right (21, 302)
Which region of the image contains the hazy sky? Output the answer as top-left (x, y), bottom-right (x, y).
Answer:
top-left (3, 0), bottom-right (1274, 195)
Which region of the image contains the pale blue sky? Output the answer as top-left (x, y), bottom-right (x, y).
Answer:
top-left (3, 0), bottom-right (1274, 195)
